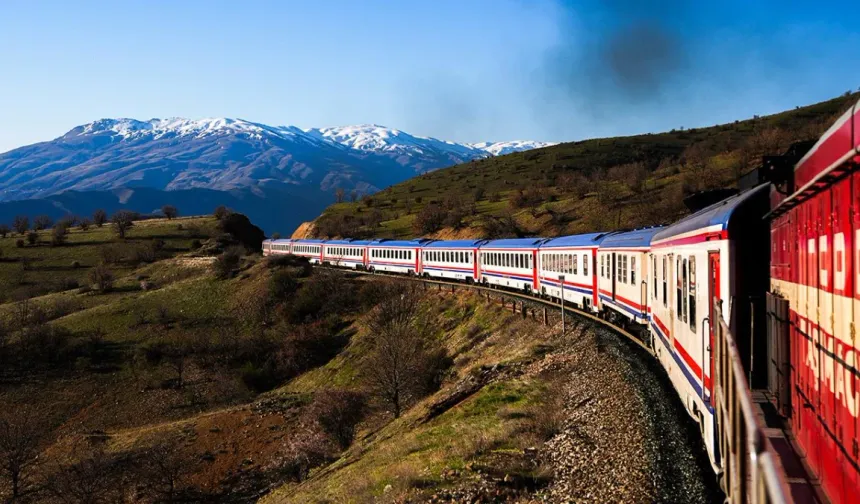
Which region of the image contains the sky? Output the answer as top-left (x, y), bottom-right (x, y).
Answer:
top-left (1, 0), bottom-right (859, 153)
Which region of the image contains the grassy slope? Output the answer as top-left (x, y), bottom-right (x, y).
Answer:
top-left (265, 289), bottom-right (554, 503)
top-left (311, 93), bottom-right (858, 239)
top-left (0, 217), bottom-right (564, 501)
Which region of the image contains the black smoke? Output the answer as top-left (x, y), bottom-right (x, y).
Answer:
top-left (540, 0), bottom-right (693, 117)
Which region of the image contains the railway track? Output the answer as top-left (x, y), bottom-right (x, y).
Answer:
top-left (320, 265), bottom-right (652, 354)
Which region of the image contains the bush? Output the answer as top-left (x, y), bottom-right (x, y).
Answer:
top-left (79, 218), bottom-right (91, 231)
top-left (93, 209), bottom-right (107, 227)
top-left (33, 215), bottom-right (53, 231)
top-left (212, 246), bottom-right (243, 279)
top-left (218, 212), bottom-right (264, 252)
top-left (26, 231), bottom-right (39, 245)
top-left (16, 239), bottom-right (24, 248)
top-left (111, 210), bottom-right (136, 238)
top-left (0, 224), bottom-right (8, 238)
top-left (51, 223), bottom-right (69, 246)
top-left (269, 269), bottom-right (299, 303)
top-left (413, 203), bottom-right (446, 234)
top-left (309, 390), bottom-right (367, 450)
top-left (88, 264), bottom-right (114, 292)
top-left (213, 205), bottom-right (231, 220)
top-left (190, 239), bottom-right (202, 250)
top-left (161, 205), bottom-right (178, 219)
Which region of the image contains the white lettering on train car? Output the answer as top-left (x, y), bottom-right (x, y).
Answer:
top-left (834, 232), bottom-right (845, 291)
top-left (819, 236), bottom-right (828, 288)
top-left (800, 230), bottom-right (859, 417)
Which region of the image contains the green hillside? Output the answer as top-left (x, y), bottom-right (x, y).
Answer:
top-left (310, 93), bottom-right (858, 239)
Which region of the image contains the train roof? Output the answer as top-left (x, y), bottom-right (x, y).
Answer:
top-left (368, 238), bottom-right (431, 247)
top-left (324, 239), bottom-right (371, 245)
top-left (598, 227), bottom-right (664, 248)
top-left (423, 239), bottom-right (488, 249)
top-left (652, 184), bottom-right (769, 242)
top-left (266, 238), bottom-right (293, 243)
top-left (540, 232), bottom-right (609, 248)
top-left (292, 239), bottom-right (326, 244)
top-left (481, 238), bottom-right (547, 249)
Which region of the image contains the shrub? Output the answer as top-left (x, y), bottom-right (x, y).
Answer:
top-left (79, 218), bottom-right (91, 231)
top-left (33, 215), bottom-right (53, 231)
top-left (413, 203), bottom-right (446, 234)
top-left (0, 224), bottom-right (8, 238)
top-left (308, 390), bottom-right (367, 450)
top-left (269, 269), bottom-right (299, 302)
top-left (212, 246), bottom-right (243, 279)
top-left (51, 223), bottom-right (69, 246)
top-left (161, 205), bottom-right (178, 219)
top-left (13, 215), bottom-right (29, 234)
top-left (190, 239), bottom-right (202, 249)
top-left (26, 231), bottom-right (38, 245)
top-left (218, 212), bottom-right (264, 252)
top-left (88, 264), bottom-right (114, 293)
top-left (111, 210), bottom-right (136, 239)
top-left (213, 205), bottom-right (231, 220)
top-left (92, 209), bottom-right (107, 227)
top-left (16, 239), bottom-right (24, 248)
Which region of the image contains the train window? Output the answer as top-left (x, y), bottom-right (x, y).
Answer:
top-left (662, 257), bottom-right (667, 307)
top-left (572, 255), bottom-right (578, 275)
top-left (631, 257), bottom-right (636, 285)
top-left (689, 256), bottom-right (696, 332)
top-left (682, 258), bottom-right (689, 324)
top-left (600, 255), bottom-right (604, 278)
top-left (623, 255), bottom-right (628, 284)
top-left (584, 254), bottom-right (588, 276)
top-left (462, 252), bottom-right (466, 264)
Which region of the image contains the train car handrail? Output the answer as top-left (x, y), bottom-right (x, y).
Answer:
top-left (713, 299), bottom-right (791, 504)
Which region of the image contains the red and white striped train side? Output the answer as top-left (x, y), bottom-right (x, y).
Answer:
top-left (769, 98), bottom-right (860, 504)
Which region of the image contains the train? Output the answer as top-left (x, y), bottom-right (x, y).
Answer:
top-left (263, 97), bottom-right (860, 504)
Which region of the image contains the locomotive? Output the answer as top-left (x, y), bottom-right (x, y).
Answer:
top-left (263, 98), bottom-right (860, 504)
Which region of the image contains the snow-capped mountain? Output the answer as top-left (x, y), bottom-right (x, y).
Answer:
top-left (469, 140), bottom-right (558, 156)
top-left (0, 117), bottom-right (553, 232)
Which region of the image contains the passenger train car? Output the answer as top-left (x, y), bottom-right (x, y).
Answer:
top-left (596, 227), bottom-right (663, 324)
top-left (538, 233), bottom-right (605, 312)
top-left (420, 240), bottom-right (486, 282)
top-left (478, 238), bottom-right (545, 292)
top-left (261, 98), bottom-right (860, 503)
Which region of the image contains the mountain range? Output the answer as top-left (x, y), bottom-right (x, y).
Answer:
top-left (0, 118), bottom-right (553, 233)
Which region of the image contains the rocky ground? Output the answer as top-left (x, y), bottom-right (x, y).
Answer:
top-left (408, 313), bottom-right (723, 503)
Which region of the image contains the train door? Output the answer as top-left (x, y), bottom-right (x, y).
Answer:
top-left (640, 252), bottom-right (648, 319)
top-left (707, 251), bottom-right (720, 403)
top-left (668, 253), bottom-right (675, 347)
top-left (611, 252), bottom-right (617, 301)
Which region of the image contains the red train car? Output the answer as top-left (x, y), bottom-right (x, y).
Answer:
top-left (769, 98), bottom-right (860, 504)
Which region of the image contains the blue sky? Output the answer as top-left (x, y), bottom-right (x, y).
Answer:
top-left (1, 0), bottom-right (859, 153)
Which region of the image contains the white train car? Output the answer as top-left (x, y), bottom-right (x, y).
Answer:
top-left (263, 238), bottom-right (294, 256)
top-left (537, 233), bottom-right (606, 312)
top-left (291, 239), bottom-right (326, 264)
top-left (478, 238), bottom-right (545, 292)
top-left (323, 239), bottom-right (369, 269)
top-left (367, 239), bottom-right (427, 274)
top-left (419, 240), bottom-right (486, 282)
top-left (597, 227), bottom-right (664, 324)
top-left (649, 183), bottom-right (769, 472)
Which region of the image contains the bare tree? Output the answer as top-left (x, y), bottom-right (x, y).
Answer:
top-left (0, 407), bottom-right (44, 500)
top-left (88, 264), bottom-right (114, 293)
top-left (334, 187), bottom-right (346, 204)
top-left (136, 438), bottom-right (197, 503)
top-left (33, 215), bottom-right (53, 231)
top-left (51, 223), bottom-right (69, 246)
top-left (111, 210), bottom-right (135, 239)
top-left (79, 219), bottom-right (91, 231)
top-left (213, 205), bottom-right (230, 220)
top-left (308, 389), bottom-right (367, 450)
top-left (349, 190), bottom-right (358, 203)
top-left (45, 441), bottom-right (129, 504)
top-left (0, 224), bottom-right (9, 238)
top-left (362, 282), bottom-right (445, 418)
top-left (26, 231), bottom-right (38, 246)
top-left (161, 205), bottom-right (178, 220)
top-left (92, 209), bottom-right (107, 228)
top-left (12, 216), bottom-right (28, 235)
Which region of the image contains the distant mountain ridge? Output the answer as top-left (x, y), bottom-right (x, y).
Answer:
top-left (0, 117), bottom-right (553, 202)
top-left (0, 117), bottom-right (553, 233)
